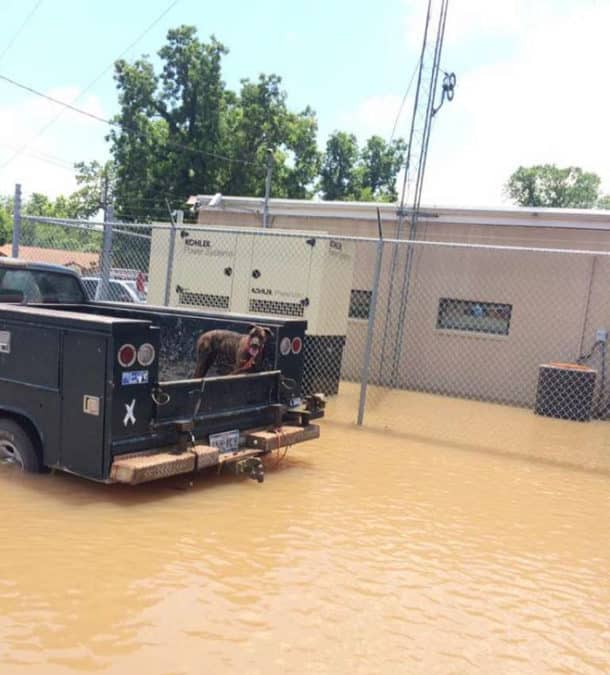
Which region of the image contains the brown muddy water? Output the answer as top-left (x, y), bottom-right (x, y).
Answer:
top-left (1, 383), bottom-right (609, 675)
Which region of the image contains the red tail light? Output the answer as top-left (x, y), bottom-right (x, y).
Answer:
top-left (291, 337), bottom-right (303, 354)
top-left (118, 344), bottom-right (136, 367)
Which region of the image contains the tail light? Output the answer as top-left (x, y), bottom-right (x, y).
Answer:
top-left (291, 337), bottom-right (303, 355)
top-left (117, 344), bottom-right (136, 367)
top-left (137, 343), bottom-right (155, 366)
top-left (279, 337), bottom-right (292, 356)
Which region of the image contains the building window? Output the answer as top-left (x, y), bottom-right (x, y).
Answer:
top-left (349, 289), bottom-right (372, 320)
top-left (437, 298), bottom-right (512, 335)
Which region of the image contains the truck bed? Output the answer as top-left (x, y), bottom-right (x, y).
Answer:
top-left (0, 299), bottom-right (323, 483)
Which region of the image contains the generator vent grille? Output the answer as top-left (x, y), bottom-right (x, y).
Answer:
top-left (178, 291), bottom-right (230, 310)
top-left (249, 299), bottom-right (304, 317)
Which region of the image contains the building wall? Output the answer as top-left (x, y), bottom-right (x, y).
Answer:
top-left (197, 206), bottom-right (610, 405)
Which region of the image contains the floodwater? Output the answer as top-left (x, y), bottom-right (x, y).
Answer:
top-left (1, 383), bottom-right (609, 675)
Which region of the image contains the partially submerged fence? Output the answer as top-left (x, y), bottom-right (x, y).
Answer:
top-left (13, 208), bottom-right (610, 425)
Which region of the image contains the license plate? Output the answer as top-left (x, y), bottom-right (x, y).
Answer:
top-left (209, 429), bottom-right (240, 454)
top-left (121, 370), bottom-right (149, 386)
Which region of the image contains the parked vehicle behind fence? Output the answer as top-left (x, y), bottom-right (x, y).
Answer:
top-left (81, 276), bottom-right (146, 303)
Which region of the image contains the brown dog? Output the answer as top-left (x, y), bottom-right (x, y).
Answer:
top-left (193, 325), bottom-right (272, 378)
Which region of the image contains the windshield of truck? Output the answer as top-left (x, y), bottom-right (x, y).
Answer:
top-left (0, 268), bottom-right (86, 303)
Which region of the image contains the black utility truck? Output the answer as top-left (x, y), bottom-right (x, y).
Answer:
top-left (0, 258), bottom-right (324, 484)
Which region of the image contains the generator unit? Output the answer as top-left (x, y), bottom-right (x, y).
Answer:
top-left (147, 227), bottom-right (355, 395)
top-left (147, 227), bottom-right (241, 312)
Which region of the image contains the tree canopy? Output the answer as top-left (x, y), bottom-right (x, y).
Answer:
top-left (0, 177), bottom-right (104, 253)
top-left (104, 25), bottom-right (405, 217)
top-left (597, 194), bottom-right (610, 210)
top-left (0, 24), bottom-right (415, 257)
top-left (319, 132), bottom-right (406, 201)
top-left (0, 198), bottom-right (11, 246)
top-left (505, 164), bottom-right (607, 209)
top-left (107, 26), bottom-right (327, 218)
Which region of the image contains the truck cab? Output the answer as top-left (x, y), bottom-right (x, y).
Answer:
top-left (0, 259), bottom-right (324, 484)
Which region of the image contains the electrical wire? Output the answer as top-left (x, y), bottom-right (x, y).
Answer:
top-left (0, 72), bottom-right (263, 169)
top-left (0, 141), bottom-right (74, 171)
top-left (81, 0), bottom-right (181, 94)
top-left (0, 76), bottom-right (111, 125)
top-left (0, 0), bottom-right (44, 65)
top-left (0, 0), bottom-right (181, 171)
top-left (389, 57), bottom-right (421, 144)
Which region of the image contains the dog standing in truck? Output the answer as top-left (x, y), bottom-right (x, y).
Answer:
top-left (193, 325), bottom-right (272, 378)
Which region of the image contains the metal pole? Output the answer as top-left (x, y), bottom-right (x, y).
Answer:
top-left (164, 209), bottom-right (181, 306)
top-left (390, 0), bottom-right (450, 386)
top-left (357, 237), bottom-right (384, 425)
top-left (11, 183), bottom-right (21, 258)
top-left (262, 148), bottom-right (273, 228)
top-left (96, 204), bottom-right (113, 300)
top-left (96, 176), bottom-right (113, 301)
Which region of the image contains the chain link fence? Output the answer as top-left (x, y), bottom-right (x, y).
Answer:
top-left (14, 212), bottom-right (610, 425)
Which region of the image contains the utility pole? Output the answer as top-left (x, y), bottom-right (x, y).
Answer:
top-left (11, 183), bottom-right (21, 258)
top-left (96, 172), bottom-right (113, 301)
top-left (378, 0), bottom-right (453, 388)
top-left (262, 148), bottom-right (273, 228)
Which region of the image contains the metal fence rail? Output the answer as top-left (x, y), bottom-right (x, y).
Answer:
top-left (14, 209), bottom-right (610, 426)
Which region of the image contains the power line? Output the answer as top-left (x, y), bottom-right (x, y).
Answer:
top-left (81, 0), bottom-right (181, 95)
top-left (0, 74), bottom-right (111, 123)
top-left (0, 72), bottom-right (263, 168)
top-left (389, 57), bottom-right (421, 144)
top-left (0, 0), bottom-right (44, 65)
top-left (0, 0), bottom-right (180, 171)
top-left (0, 141), bottom-right (74, 170)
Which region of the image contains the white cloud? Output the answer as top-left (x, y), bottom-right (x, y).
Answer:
top-left (404, 0), bottom-right (530, 48)
top-left (337, 94), bottom-right (408, 140)
top-left (0, 86), bottom-right (109, 198)
top-left (390, 0), bottom-right (610, 206)
top-left (428, 0), bottom-right (609, 206)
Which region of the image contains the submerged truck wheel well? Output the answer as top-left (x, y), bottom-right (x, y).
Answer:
top-left (0, 410), bottom-right (44, 464)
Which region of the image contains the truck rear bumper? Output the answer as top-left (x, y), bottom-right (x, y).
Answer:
top-left (109, 424), bottom-right (320, 485)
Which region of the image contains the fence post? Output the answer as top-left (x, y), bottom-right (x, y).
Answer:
top-left (357, 237), bottom-right (384, 425)
top-left (11, 183), bottom-right (21, 258)
top-left (164, 209), bottom-right (181, 306)
top-left (262, 148), bottom-right (273, 228)
top-left (96, 203), bottom-right (113, 301)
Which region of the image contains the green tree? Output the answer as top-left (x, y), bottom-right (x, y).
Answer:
top-left (223, 75), bottom-right (320, 198)
top-left (20, 192), bottom-right (102, 251)
top-left (0, 199), bottom-right (11, 246)
top-left (358, 135), bottom-right (406, 201)
top-left (72, 160), bottom-right (115, 218)
top-left (505, 165), bottom-right (601, 208)
top-left (107, 26), bottom-right (321, 215)
top-left (319, 133), bottom-right (406, 202)
top-left (319, 131), bottom-right (360, 200)
top-left (597, 194), bottom-right (610, 209)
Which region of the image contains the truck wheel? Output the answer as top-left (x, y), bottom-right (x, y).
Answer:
top-left (0, 419), bottom-right (42, 473)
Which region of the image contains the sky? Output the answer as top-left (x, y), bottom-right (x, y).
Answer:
top-left (0, 0), bottom-right (608, 207)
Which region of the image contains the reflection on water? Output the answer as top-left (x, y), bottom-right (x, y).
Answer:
top-left (1, 383), bottom-right (609, 674)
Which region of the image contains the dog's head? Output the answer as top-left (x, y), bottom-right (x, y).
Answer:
top-left (246, 325), bottom-right (272, 358)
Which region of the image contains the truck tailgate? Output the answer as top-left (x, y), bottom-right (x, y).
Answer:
top-left (155, 370), bottom-right (282, 423)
